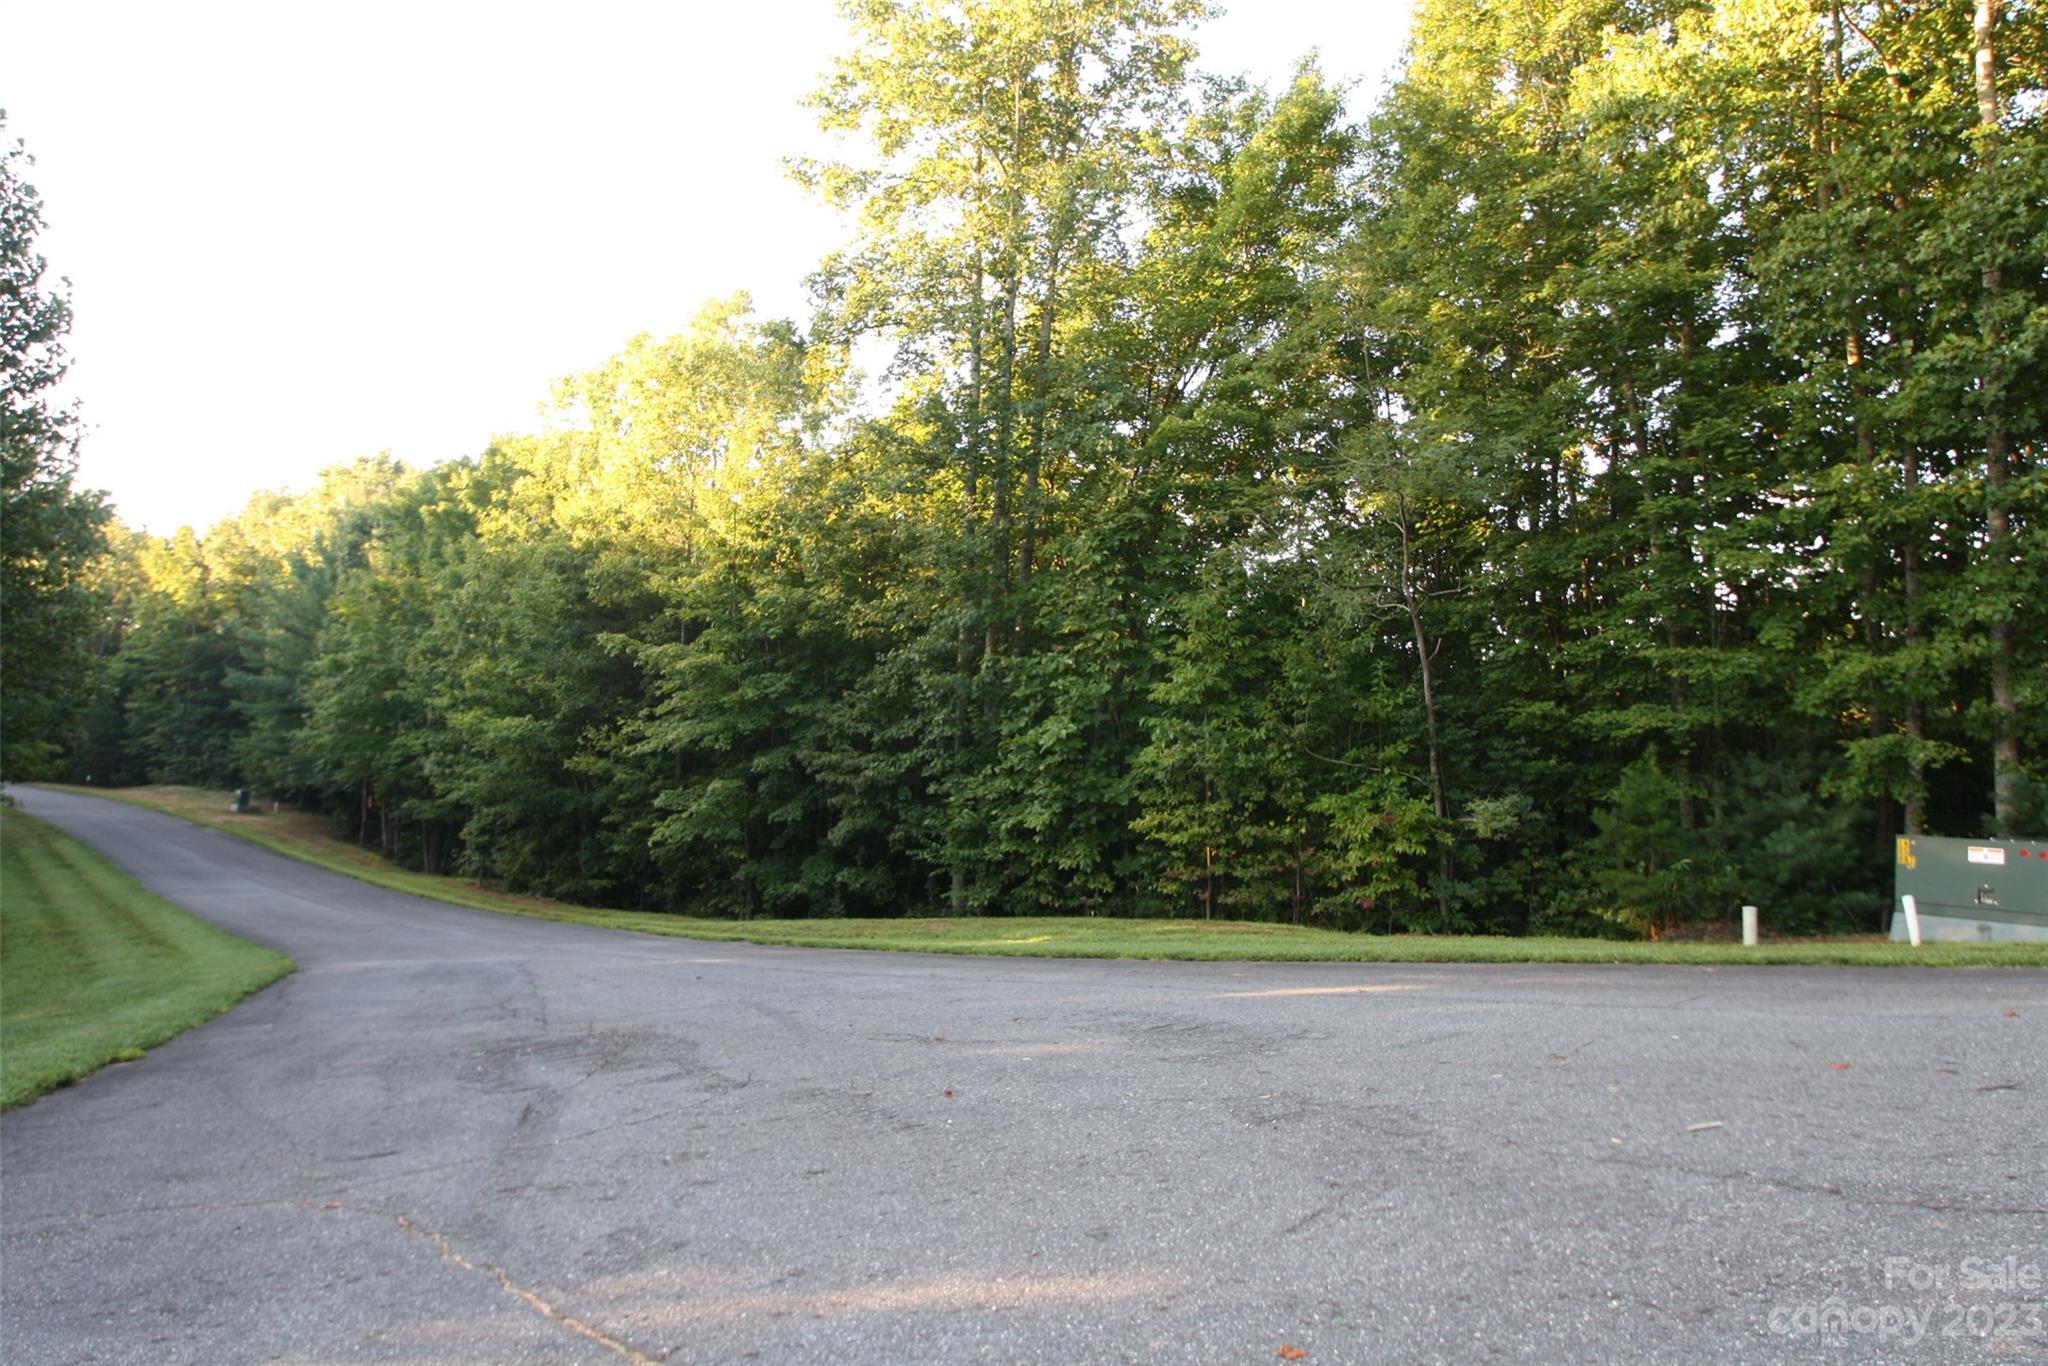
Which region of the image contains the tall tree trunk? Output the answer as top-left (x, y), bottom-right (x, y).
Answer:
top-left (1020, 38), bottom-right (1078, 594)
top-left (1890, 141), bottom-right (1928, 835)
top-left (1902, 448), bottom-right (1927, 835)
top-left (985, 91), bottom-right (1026, 666)
top-left (1293, 826), bottom-right (1307, 926)
top-left (1829, 14), bottom-right (1904, 848)
top-left (1202, 823), bottom-right (1214, 922)
top-left (1397, 499), bottom-right (1454, 931)
top-left (988, 256), bottom-right (1019, 657)
top-left (952, 168), bottom-right (989, 919)
top-left (1020, 254), bottom-right (1059, 592)
top-left (1974, 0), bottom-right (2022, 833)
top-left (1862, 580), bottom-right (1900, 854)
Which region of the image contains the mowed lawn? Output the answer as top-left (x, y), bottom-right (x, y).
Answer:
top-left (47, 786), bottom-right (2048, 969)
top-left (0, 809), bottom-right (293, 1110)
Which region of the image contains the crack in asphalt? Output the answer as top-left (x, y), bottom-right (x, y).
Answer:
top-left (377, 1208), bottom-right (662, 1365)
top-left (1279, 1180), bottom-right (1358, 1237)
top-left (11, 788), bottom-right (2047, 1364)
top-left (557, 1107), bottom-right (694, 1145)
top-left (1596, 1154), bottom-right (2048, 1218)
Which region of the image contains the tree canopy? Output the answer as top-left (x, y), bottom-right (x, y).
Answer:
top-left (2, 113), bottom-right (109, 779)
top-left (54, 1), bottom-right (2046, 934)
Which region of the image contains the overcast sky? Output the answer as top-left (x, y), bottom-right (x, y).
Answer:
top-left (5, 0), bottom-right (1414, 533)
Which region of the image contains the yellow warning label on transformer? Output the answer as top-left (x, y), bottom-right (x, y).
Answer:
top-left (1896, 837), bottom-right (1916, 869)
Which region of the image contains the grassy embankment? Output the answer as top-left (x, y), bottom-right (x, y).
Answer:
top-left (48, 785), bottom-right (2048, 969)
top-left (1, 808), bottom-right (294, 1110)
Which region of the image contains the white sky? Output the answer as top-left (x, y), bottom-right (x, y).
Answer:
top-left (5, 0), bottom-right (1414, 534)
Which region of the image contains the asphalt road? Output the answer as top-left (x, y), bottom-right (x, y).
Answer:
top-left (3, 787), bottom-right (2044, 1364)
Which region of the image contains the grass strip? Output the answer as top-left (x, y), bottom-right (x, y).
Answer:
top-left (1, 808), bottom-right (294, 1110)
top-left (43, 785), bottom-right (2048, 969)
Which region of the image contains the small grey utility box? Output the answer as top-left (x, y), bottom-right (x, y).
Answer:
top-left (1890, 834), bottom-right (2048, 942)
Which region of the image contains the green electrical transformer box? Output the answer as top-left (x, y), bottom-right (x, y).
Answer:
top-left (1891, 834), bottom-right (2048, 942)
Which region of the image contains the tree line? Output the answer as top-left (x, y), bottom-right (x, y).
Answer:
top-left (17, 0), bottom-right (2045, 936)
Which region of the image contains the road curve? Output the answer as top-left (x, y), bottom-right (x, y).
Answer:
top-left (3, 786), bottom-right (2044, 1364)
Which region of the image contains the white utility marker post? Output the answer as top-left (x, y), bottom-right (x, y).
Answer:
top-left (1901, 894), bottom-right (1922, 948)
top-left (1741, 905), bottom-right (1758, 947)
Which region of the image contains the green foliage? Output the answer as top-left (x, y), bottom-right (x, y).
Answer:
top-left (1, 118), bottom-right (110, 779)
top-left (1585, 748), bottom-right (1727, 936)
top-left (1710, 755), bottom-right (1882, 936)
top-left (57, 2), bottom-right (2045, 931)
top-left (1313, 770), bottom-right (1439, 930)
top-left (111, 532), bottom-right (244, 786)
top-left (57, 786), bottom-right (2048, 968)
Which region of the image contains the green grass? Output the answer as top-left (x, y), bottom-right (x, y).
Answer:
top-left (0, 809), bottom-right (294, 1110)
top-left (41, 785), bottom-right (2048, 969)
